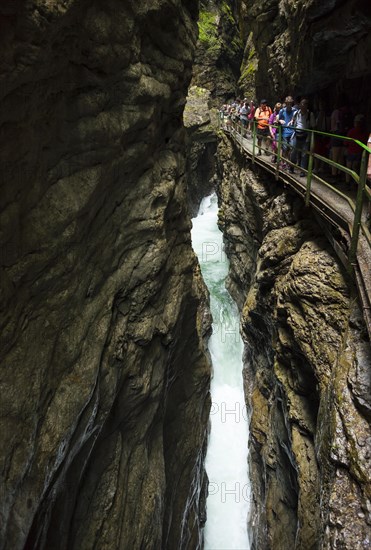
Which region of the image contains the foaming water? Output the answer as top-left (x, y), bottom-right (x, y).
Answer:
top-left (191, 193), bottom-right (250, 550)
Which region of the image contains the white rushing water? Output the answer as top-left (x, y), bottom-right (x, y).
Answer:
top-left (191, 193), bottom-right (250, 550)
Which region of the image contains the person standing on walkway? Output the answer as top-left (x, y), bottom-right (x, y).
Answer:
top-left (254, 99), bottom-right (272, 155)
top-left (269, 102), bottom-right (282, 163)
top-left (329, 95), bottom-right (352, 179)
top-left (367, 133), bottom-right (371, 224)
top-left (313, 97), bottom-right (330, 174)
top-left (247, 100), bottom-right (255, 134)
top-left (239, 101), bottom-right (250, 137)
top-left (278, 96), bottom-right (297, 168)
top-left (345, 114), bottom-right (368, 184)
top-left (290, 98), bottom-right (315, 176)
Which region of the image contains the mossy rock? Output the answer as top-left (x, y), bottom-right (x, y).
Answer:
top-left (239, 32), bottom-right (257, 99)
top-left (198, 10), bottom-right (220, 53)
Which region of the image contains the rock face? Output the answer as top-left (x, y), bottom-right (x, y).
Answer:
top-left (183, 85), bottom-right (220, 216)
top-left (192, 0), bottom-right (243, 102)
top-left (217, 135), bottom-right (371, 549)
top-left (238, 0), bottom-right (371, 114)
top-left (0, 2), bottom-right (211, 549)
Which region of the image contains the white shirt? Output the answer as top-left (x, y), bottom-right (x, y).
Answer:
top-left (295, 110), bottom-right (315, 130)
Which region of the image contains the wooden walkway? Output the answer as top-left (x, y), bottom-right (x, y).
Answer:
top-left (224, 126), bottom-right (371, 341)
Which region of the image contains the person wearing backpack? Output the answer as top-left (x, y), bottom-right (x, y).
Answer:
top-left (367, 133), bottom-right (371, 224)
top-left (344, 114), bottom-right (368, 184)
top-left (313, 97), bottom-right (331, 174)
top-left (290, 98), bottom-right (316, 176)
top-left (254, 99), bottom-right (272, 155)
top-left (278, 96), bottom-right (297, 168)
top-left (269, 102), bottom-right (282, 163)
top-left (239, 101), bottom-right (250, 136)
top-left (247, 100), bottom-right (256, 134)
top-left (329, 95), bottom-right (352, 179)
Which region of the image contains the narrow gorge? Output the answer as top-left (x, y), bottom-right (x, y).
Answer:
top-left (0, 1), bottom-right (370, 550)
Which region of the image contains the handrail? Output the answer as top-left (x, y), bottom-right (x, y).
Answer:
top-left (220, 114), bottom-right (371, 339)
top-left (222, 117), bottom-right (371, 260)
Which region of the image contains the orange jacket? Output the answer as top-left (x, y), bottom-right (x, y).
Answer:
top-left (255, 106), bottom-right (272, 129)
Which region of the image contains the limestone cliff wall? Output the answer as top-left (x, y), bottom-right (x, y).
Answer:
top-left (217, 135), bottom-right (371, 549)
top-left (191, 0), bottom-right (371, 115)
top-left (238, 0), bottom-right (371, 115)
top-left (192, 0), bottom-right (243, 102)
top-left (184, 85), bottom-right (221, 216)
top-left (0, 2), bottom-right (211, 549)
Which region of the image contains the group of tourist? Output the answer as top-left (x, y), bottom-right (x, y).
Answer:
top-left (220, 95), bottom-right (369, 182)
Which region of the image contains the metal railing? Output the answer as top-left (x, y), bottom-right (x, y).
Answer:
top-left (221, 115), bottom-right (371, 269)
top-left (221, 113), bottom-right (371, 339)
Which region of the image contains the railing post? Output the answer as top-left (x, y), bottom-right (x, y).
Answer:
top-left (252, 120), bottom-right (256, 164)
top-left (305, 131), bottom-right (315, 207)
top-left (349, 150), bottom-right (367, 265)
top-left (276, 124), bottom-right (282, 180)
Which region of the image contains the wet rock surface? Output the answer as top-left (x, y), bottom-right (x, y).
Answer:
top-left (0, 1), bottom-right (211, 549)
top-left (217, 135), bottom-right (371, 549)
top-left (192, 0), bottom-right (243, 102)
top-left (184, 85), bottom-right (220, 216)
top-left (238, 0), bottom-right (371, 113)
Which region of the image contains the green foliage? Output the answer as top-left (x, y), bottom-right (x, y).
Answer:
top-left (193, 85), bottom-right (209, 97)
top-left (220, 2), bottom-right (242, 54)
top-left (248, 44), bottom-right (256, 60)
top-left (220, 1), bottom-right (234, 25)
top-left (229, 35), bottom-right (243, 56)
top-left (198, 10), bottom-right (219, 48)
top-left (239, 35), bottom-right (257, 97)
top-left (197, 4), bottom-right (242, 61)
top-left (240, 60), bottom-right (256, 80)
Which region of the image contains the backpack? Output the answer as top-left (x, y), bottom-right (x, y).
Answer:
top-left (255, 106), bottom-right (272, 126)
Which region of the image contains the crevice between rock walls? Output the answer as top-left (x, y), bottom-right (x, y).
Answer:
top-left (0, 2), bottom-right (212, 549)
top-left (216, 134), bottom-right (371, 549)
top-left (184, 85), bottom-right (220, 217)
